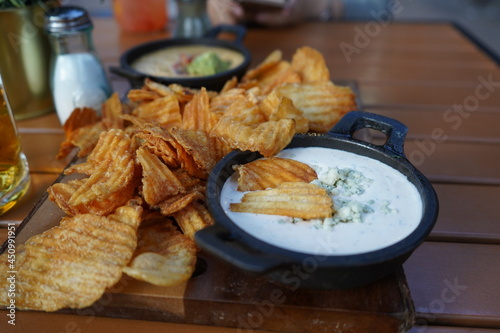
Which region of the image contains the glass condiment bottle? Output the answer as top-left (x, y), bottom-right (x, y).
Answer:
top-left (45, 6), bottom-right (113, 125)
top-left (174, 0), bottom-right (211, 38)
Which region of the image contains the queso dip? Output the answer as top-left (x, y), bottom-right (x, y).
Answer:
top-left (131, 45), bottom-right (245, 77)
top-left (220, 147), bottom-right (423, 256)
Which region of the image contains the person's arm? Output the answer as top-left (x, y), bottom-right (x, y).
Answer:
top-left (208, 0), bottom-right (340, 26)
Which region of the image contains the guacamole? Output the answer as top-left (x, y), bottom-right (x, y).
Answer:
top-left (187, 51), bottom-right (231, 76)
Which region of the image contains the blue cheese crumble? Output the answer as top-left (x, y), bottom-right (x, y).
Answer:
top-left (309, 166), bottom-right (383, 228)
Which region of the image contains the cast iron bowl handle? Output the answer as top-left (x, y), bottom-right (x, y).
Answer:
top-left (330, 111), bottom-right (408, 157)
top-left (202, 24), bottom-right (247, 44)
top-left (109, 65), bottom-right (144, 81)
top-left (195, 223), bottom-right (289, 273)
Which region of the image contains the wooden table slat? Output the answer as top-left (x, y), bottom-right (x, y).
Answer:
top-left (403, 140), bottom-right (500, 184)
top-left (360, 82), bottom-right (500, 109)
top-left (428, 184), bottom-right (500, 244)
top-left (370, 108), bottom-right (500, 143)
top-left (404, 242), bottom-right (500, 328)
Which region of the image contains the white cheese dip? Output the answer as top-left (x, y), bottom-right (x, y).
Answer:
top-left (220, 147), bottom-right (423, 256)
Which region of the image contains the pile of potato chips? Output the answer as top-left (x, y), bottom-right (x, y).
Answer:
top-left (0, 46), bottom-right (356, 312)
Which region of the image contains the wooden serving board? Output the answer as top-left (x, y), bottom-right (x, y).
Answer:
top-left (1, 81), bottom-right (415, 332)
top-left (2, 162), bottom-right (416, 333)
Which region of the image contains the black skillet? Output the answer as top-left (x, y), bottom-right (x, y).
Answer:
top-left (109, 24), bottom-right (251, 90)
top-left (196, 111), bottom-right (439, 289)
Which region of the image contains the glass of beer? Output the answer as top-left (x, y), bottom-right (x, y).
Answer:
top-left (0, 74), bottom-right (30, 215)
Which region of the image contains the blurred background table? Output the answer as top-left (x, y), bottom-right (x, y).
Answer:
top-left (1, 18), bottom-right (500, 333)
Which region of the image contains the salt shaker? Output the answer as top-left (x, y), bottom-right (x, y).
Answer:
top-left (174, 0), bottom-right (211, 38)
top-left (45, 6), bottom-right (113, 125)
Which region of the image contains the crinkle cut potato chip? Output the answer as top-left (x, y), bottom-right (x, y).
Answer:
top-left (291, 46), bottom-right (330, 83)
top-left (134, 124), bottom-right (181, 168)
top-left (213, 115), bottom-right (296, 158)
top-left (132, 94), bottom-right (182, 129)
top-left (250, 60), bottom-right (301, 95)
top-left (230, 182), bottom-right (334, 220)
top-left (173, 200), bottom-right (214, 241)
top-left (234, 157), bottom-right (318, 191)
top-left (123, 215), bottom-right (197, 286)
top-left (275, 81), bottom-right (357, 133)
top-left (136, 146), bottom-right (185, 206)
top-left (182, 87), bottom-right (212, 132)
top-left (242, 49), bottom-right (283, 82)
top-left (50, 129), bottom-right (137, 216)
top-left (210, 96), bottom-right (296, 157)
top-left (0, 199), bottom-right (142, 311)
top-left (260, 92), bottom-right (309, 133)
top-left (156, 188), bottom-right (205, 216)
top-left (57, 107), bottom-right (104, 159)
top-left (168, 127), bottom-right (219, 176)
top-left (209, 88), bottom-right (247, 116)
top-left (102, 92), bottom-right (125, 130)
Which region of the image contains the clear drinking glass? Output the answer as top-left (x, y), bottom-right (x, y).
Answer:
top-left (113, 0), bottom-right (168, 33)
top-left (174, 0), bottom-right (211, 38)
top-left (0, 74), bottom-right (30, 215)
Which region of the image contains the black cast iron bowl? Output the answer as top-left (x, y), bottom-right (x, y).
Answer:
top-left (196, 111), bottom-right (439, 290)
top-left (109, 24), bottom-right (251, 91)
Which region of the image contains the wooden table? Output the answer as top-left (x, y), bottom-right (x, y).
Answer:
top-left (1, 18), bottom-right (500, 332)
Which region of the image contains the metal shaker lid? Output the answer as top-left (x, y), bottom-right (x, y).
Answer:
top-left (45, 6), bottom-right (93, 33)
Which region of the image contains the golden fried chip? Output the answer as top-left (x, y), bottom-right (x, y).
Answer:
top-left (251, 60), bottom-right (301, 95)
top-left (230, 182), bottom-right (333, 219)
top-left (260, 92), bottom-right (309, 133)
top-left (57, 108), bottom-right (104, 159)
top-left (49, 177), bottom-right (137, 217)
top-left (144, 78), bottom-right (175, 97)
top-left (0, 200), bottom-right (142, 311)
top-left (167, 83), bottom-right (197, 105)
top-left (48, 179), bottom-right (85, 216)
top-left (220, 76), bottom-right (238, 93)
top-left (211, 96), bottom-right (296, 157)
top-left (62, 107), bottom-right (100, 134)
top-left (137, 146), bottom-right (185, 206)
top-left (211, 134), bottom-right (234, 162)
top-left (209, 88), bottom-right (246, 115)
top-left (63, 129), bottom-right (137, 215)
top-left (65, 128), bottom-right (129, 176)
top-left (172, 200), bottom-right (214, 240)
top-left (242, 49), bottom-right (283, 82)
top-left (168, 127), bottom-right (219, 177)
top-left (137, 126), bottom-right (215, 179)
top-left (174, 145), bottom-right (207, 179)
top-left (132, 95), bottom-right (182, 128)
top-left (235, 157), bottom-right (317, 191)
top-left (127, 88), bottom-right (161, 103)
top-left (120, 113), bottom-right (152, 128)
top-left (58, 122), bottom-right (106, 160)
top-left (135, 125), bottom-right (180, 168)
top-left (157, 185), bottom-right (205, 215)
top-left (212, 115), bottom-right (296, 158)
top-left (291, 46), bottom-right (330, 83)
top-left (275, 81), bottom-right (357, 132)
top-left (222, 96), bottom-right (265, 122)
top-left (173, 168), bottom-right (204, 189)
top-left (102, 92), bottom-right (124, 129)
top-left (122, 217), bottom-right (197, 286)
top-left (182, 87), bottom-right (212, 132)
